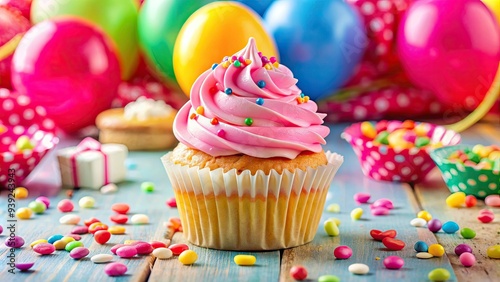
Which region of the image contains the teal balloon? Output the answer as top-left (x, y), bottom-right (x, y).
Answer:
top-left (264, 0), bottom-right (367, 100)
top-left (138, 0), bottom-right (217, 84)
top-left (235, 0), bottom-right (274, 16)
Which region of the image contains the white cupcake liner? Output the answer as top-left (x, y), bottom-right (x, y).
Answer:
top-left (161, 151), bottom-right (343, 250)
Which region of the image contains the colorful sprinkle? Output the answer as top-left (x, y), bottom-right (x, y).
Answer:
top-left (196, 106), bottom-right (204, 115)
top-left (234, 61), bottom-right (241, 67)
top-left (231, 55), bottom-right (238, 62)
top-left (210, 118), bottom-right (219, 125)
top-left (244, 118), bottom-right (253, 126)
top-left (261, 56), bottom-right (269, 64)
top-left (189, 113), bottom-right (197, 120)
top-left (300, 93), bottom-right (305, 98)
top-left (257, 80), bottom-right (266, 88)
top-left (225, 88), bottom-right (232, 95)
top-left (238, 56), bottom-right (245, 64)
top-left (222, 61), bottom-right (230, 68)
top-left (270, 56), bottom-right (277, 63)
top-left (265, 64), bottom-right (272, 70)
top-left (217, 129), bottom-right (225, 137)
top-left (245, 59), bottom-right (252, 65)
top-left (210, 87), bottom-right (218, 94)
top-left (211, 63), bottom-right (218, 70)
top-left (273, 62), bottom-right (279, 68)
top-left (256, 98), bottom-right (264, 105)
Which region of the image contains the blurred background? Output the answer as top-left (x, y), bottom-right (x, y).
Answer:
top-left (0, 0), bottom-right (499, 135)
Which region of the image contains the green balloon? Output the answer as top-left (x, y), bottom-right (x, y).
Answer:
top-left (138, 0), bottom-right (220, 84)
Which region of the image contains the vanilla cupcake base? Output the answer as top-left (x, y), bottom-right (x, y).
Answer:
top-left (162, 151), bottom-right (343, 250)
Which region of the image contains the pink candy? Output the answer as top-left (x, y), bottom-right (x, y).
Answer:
top-left (485, 195), bottom-right (500, 207)
top-left (459, 252), bottom-right (476, 267)
top-left (36, 196), bottom-right (50, 209)
top-left (71, 226), bottom-right (89, 234)
top-left (116, 246), bottom-right (137, 258)
top-left (383, 256), bottom-right (404, 269)
top-left (70, 247), bottom-right (90, 259)
top-left (371, 207), bottom-right (390, 216)
top-left (333, 245), bottom-right (353, 259)
top-left (372, 198), bottom-right (394, 210)
top-left (105, 262), bottom-right (128, 276)
top-left (57, 199), bottom-right (74, 212)
top-left (134, 242), bottom-right (154, 255)
top-left (478, 209), bottom-right (494, 223)
top-left (33, 243), bottom-right (55, 255)
top-left (354, 192), bottom-right (371, 203)
top-left (111, 244), bottom-right (126, 255)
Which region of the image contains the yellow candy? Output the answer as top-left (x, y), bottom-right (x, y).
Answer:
top-left (234, 255), bottom-right (256, 266)
top-left (179, 250), bottom-right (198, 265)
top-left (108, 226), bottom-right (126, 235)
top-left (360, 121), bottom-right (377, 139)
top-left (428, 244), bottom-right (445, 257)
top-left (387, 129), bottom-right (413, 149)
top-left (53, 240), bottom-right (68, 250)
top-left (430, 141), bottom-right (443, 149)
top-left (414, 123), bottom-right (429, 136)
top-left (196, 106), bottom-right (204, 115)
top-left (326, 203), bottom-right (341, 213)
top-left (15, 135), bottom-right (34, 151)
top-left (16, 207), bottom-right (32, 219)
top-left (327, 217), bottom-right (341, 226)
top-left (350, 207), bottom-right (363, 221)
top-left (489, 151), bottom-right (500, 160)
top-left (13, 187), bottom-right (29, 199)
top-left (446, 192), bottom-right (466, 208)
top-left (417, 210), bottom-right (432, 222)
top-left (487, 245), bottom-right (500, 258)
top-left (30, 239), bottom-right (48, 248)
top-left (324, 220), bottom-right (340, 236)
top-left (60, 236), bottom-right (75, 244)
top-left (473, 144), bottom-right (493, 158)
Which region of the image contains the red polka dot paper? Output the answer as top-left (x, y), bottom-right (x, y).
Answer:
top-left (0, 88), bottom-right (59, 188)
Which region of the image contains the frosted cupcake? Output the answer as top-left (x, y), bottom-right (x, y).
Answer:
top-left (162, 38), bottom-right (343, 250)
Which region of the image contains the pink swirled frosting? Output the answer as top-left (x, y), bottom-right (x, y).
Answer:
top-left (173, 38), bottom-right (329, 159)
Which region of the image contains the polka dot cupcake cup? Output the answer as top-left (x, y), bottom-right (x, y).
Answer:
top-left (342, 121), bottom-right (461, 183)
top-left (431, 145), bottom-right (500, 198)
top-left (0, 89), bottom-right (59, 188)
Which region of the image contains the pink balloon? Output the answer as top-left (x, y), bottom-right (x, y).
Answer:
top-left (11, 18), bottom-right (121, 133)
top-left (397, 0), bottom-right (500, 108)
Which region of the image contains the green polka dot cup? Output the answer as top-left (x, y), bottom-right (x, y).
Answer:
top-left (430, 145), bottom-right (500, 198)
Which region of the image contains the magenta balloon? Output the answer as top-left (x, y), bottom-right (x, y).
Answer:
top-left (11, 18), bottom-right (121, 133)
top-left (397, 0), bottom-right (500, 107)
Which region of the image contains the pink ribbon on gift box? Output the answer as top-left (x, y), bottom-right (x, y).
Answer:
top-left (70, 137), bottom-right (109, 187)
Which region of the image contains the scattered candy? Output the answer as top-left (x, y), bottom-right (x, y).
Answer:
top-left (110, 244), bottom-right (126, 255)
top-left (318, 275), bottom-right (340, 282)
top-left (153, 248), bottom-right (173, 259)
top-left (459, 252), bottom-right (476, 267)
top-left (370, 229), bottom-right (396, 241)
top-left (383, 256), bottom-right (404, 270)
top-left (53, 240), bottom-right (68, 250)
top-left (166, 217), bottom-right (183, 232)
top-left (141, 181), bottom-right (155, 193)
top-left (57, 199), bottom-right (74, 212)
top-left (116, 246), bottom-right (138, 258)
top-left (460, 228), bottom-right (476, 239)
top-left (151, 241), bottom-right (169, 249)
top-left (94, 230), bottom-right (111, 245)
top-left (112, 203), bottom-right (130, 214)
top-left (91, 254), bottom-right (114, 263)
top-left (234, 255), bottom-right (256, 266)
top-left (78, 196), bottom-right (95, 208)
top-left (13, 187), bottom-right (28, 199)
top-left (326, 203), bottom-right (341, 213)
top-left (353, 192), bottom-right (371, 203)
top-left (416, 252), bottom-right (434, 259)
top-left (477, 209), bottom-right (495, 223)
top-left (464, 195), bottom-right (477, 208)
top-left (442, 221), bottom-right (459, 234)
top-left (410, 218), bottom-right (427, 227)
top-left (105, 262), bottom-right (128, 276)
top-left (89, 222), bottom-right (108, 234)
top-left (61, 236), bottom-right (76, 244)
top-left (100, 183), bottom-right (118, 194)
top-left (47, 234), bottom-right (64, 244)
top-left (382, 237), bottom-right (405, 251)
top-left (16, 207), bottom-right (32, 219)
top-left (35, 196), bottom-right (51, 209)
top-left (70, 247), bottom-right (90, 259)
top-left (108, 226), bottom-right (126, 235)
top-left (371, 207), bottom-right (389, 216)
top-left (169, 243), bottom-right (189, 256)
top-left (417, 210), bottom-right (432, 222)
top-left (428, 244), bottom-right (445, 257)
top-left (124, 240), bottom-right (137, 245)
top-left (350, 207), bottom-right (363, 220)
top-left (33, 243), bottom-right (56, 255)
top-left (110, 214), bottom-right (128, 224)
top-left (71, 226), bottom-right (89, 235)
top-left (414, 241), bottom-right (429, 253)
top-left (348, 263), bottom-right (369, 275)
top-left (15, 262), bottom-right (34, 271)
top-left (445, 192), bottom-right (466, 208)
top-left (135, 242), bottom-right (154, 255)
top-left (324, 219), bottom-right (340, 236)
top-left (28, 201), bottom-right (46, 214)
top-left (65, 234), bottom-right (82, 241)
top-left (485, 195), bottom-right (500, 207)
top-left (84, 217), bottom-right (101, 226)
top-left (360, 121), bottom-right (377, 139)
top-left (290, 265), bottom-right (308, 280)
top-left (65, 241), bottom-right (83, 252)
top-left (30, 239), bottom-right (48, 248)
top-left (166, 197), bottom-right (177, 208)
top-left (59, 214), bottom-right (81, 225)
top-left (179, 250), bottom-right (198, 265)
top-left (371, 198), bottom-right (394, 209)
top-left (427, 219), bottom-right (442, 233)
top-left (131, 214), bottom-right (149, 224)
top-left (487, 245), bottom-right (500, 258)
top-left (333, 246), bottom-right (353, 260)
top-left (428, 268), bottom-right (451, 282)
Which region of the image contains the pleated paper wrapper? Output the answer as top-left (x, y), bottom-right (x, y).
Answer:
top-left (162, 151), bottom-right (343, 251)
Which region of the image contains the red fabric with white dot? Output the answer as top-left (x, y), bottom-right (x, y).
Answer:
top-left (0, 88), bottom-right (58, 188)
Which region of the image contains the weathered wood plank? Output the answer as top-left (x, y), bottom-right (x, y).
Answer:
top-left (415, 123), bottom-right (500, 282)
top-left (280, 124), bottom-right (457, 281)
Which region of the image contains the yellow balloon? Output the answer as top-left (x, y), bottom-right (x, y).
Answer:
top-left (173, 2), bottom-right (278, 96)
top-left (483, 0), bottom-right (500, 24)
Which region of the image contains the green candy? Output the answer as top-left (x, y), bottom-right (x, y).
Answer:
top-left (466, 152), bottom-right (481, 163)
top-left (318, 275), bottom-right (341, 282)
top-left (460, 228), bottom-right (476, 239)
top-left (141, 182), bottom-right (155, 193)
top-left (415, 136), bottom-right (430, 148)
top-left (375, 131), bottom-right (390, 145)
top-left (65, 241), bottom-right (84, 252)
top-left (428, 268), bottom-right (451, 281)
top-left (28, 201), bottom-right (46, 214)
top-left (324, 220), bottom-right (340, 237)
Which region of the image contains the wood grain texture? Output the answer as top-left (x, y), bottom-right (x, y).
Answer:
top-left (414, 123), bottom-right (500, 282)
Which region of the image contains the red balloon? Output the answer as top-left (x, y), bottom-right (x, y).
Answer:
top-left (397, 0), bottom-right (500, 108)
top-left (11, 18), bottom-right (121, 133)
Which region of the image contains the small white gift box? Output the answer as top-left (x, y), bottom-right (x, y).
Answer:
top-left (57, 137), bottom-right (127, 189)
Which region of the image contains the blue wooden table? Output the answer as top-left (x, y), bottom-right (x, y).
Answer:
top-left (1, 121), bottom-right (499, 282)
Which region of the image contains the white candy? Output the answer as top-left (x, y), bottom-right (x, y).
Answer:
top-left (100, 183), bottom-right (118, 194)
top-left (410, 218), bottom-right (427, 227)
top-left (131, 214), bottom-right (149, 224)
top-left (91, 254), bottom-right (114, 263)
top-left (59, 214), bottom-right (80, 225)
top-left (152, 248), bottom-right (173, 259)
top-left (78, 196), bottom-right (95, 208)
top-left (348, 263), bottom-right (369, 275)
top-left (416, 252), bottom-right (434, 259)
